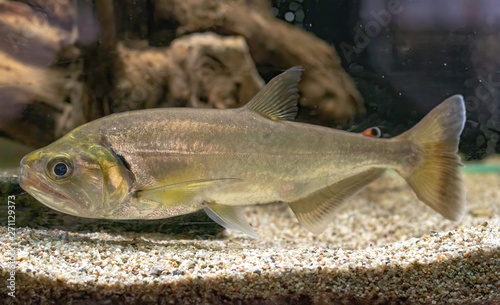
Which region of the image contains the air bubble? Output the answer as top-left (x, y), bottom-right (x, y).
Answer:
top-left (295, 9), bottom-right (305, 22)
top-left (285, 11), bottom-right (295, 22)
top-left (289, 2), bottom-right (300, 12)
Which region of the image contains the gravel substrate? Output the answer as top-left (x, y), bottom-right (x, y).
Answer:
top-left (1, 167), bottom-right (499, 304)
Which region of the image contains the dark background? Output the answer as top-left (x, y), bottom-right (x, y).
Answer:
top-left (273, 0), bottom-right (500, 160)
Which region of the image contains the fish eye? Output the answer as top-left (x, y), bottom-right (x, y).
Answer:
top-left (46, 155), bottom-right (73, 181)
top-left (54, 163), bottom-right (68, 176)
top-left (370, 127), bottom-right (381, 138)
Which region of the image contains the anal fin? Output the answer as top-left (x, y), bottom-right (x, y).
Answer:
top-left (289, 168), bottom-right (385, 235)
top-left (205, 203), bottom-right (258, 238)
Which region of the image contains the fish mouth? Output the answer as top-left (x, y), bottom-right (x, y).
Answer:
top-left (19, 166), bottom-right (87, 217)
top-left (19, 167), bottom-right (69, 202)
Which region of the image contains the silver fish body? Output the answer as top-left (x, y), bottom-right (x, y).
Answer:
top-left (19, 67), bottom-right (466, 238)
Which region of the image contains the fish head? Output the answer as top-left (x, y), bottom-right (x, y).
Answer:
top-left (19, 135), bottom-right (132, 218)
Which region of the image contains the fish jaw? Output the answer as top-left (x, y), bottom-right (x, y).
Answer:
top-left (19, 162), bottom-right (83, 216)
top-left (18, 149), bottom-right (97, 218)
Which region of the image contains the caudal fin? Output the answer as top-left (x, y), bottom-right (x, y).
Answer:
top-left (397, 95), bottom-right (466, 221)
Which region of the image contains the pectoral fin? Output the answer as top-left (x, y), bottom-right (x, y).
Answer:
top-left (204, 203), bottom-right (258, 238)
top-left (136, 178), bottom-right (242, 205)
top-left (289, 169), bottom-right (385, 234)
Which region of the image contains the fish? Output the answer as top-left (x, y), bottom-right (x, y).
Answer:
top-left (19, 66), bottom-right (466, 238)
top-left (361, 127), bottom-right (382, 138)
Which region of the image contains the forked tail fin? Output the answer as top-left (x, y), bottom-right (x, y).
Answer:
top-left (396, 95), bottom-right (466, 221)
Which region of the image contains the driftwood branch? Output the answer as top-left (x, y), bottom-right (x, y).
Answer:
top-left (0, 0), bottom-right (78, 147)
top-left (111, 33), bottom-right (264, 113)
top-left (154, 0), bottom-right (364, 122)
top-left (0, 0), bottom-right (364, 149)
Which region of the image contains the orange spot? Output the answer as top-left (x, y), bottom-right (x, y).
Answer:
top-left (362, 129), bottom-right (373, 137)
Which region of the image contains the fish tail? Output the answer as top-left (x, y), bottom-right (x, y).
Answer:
top-left (396, 95), bottom-right (466, 221)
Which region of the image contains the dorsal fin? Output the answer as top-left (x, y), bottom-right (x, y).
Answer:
top-left (242, 66), bottom-right (302, 121)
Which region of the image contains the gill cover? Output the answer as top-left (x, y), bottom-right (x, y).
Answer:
top-left (87, 144), bottom-right (132, 210)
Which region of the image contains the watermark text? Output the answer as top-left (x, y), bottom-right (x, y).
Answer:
top-left (6, 195), bottom-right (16, 298)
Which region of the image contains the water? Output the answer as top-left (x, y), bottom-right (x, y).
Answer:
top-left (0, 0), bottom-right (498, 165)
top-left (0, 1), bottom-right (499, 303)
top-left (0, 0), bottom-right (498, 237)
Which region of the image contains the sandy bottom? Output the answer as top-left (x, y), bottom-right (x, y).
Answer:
top-left (1, 167), bottom-right (499, 304)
